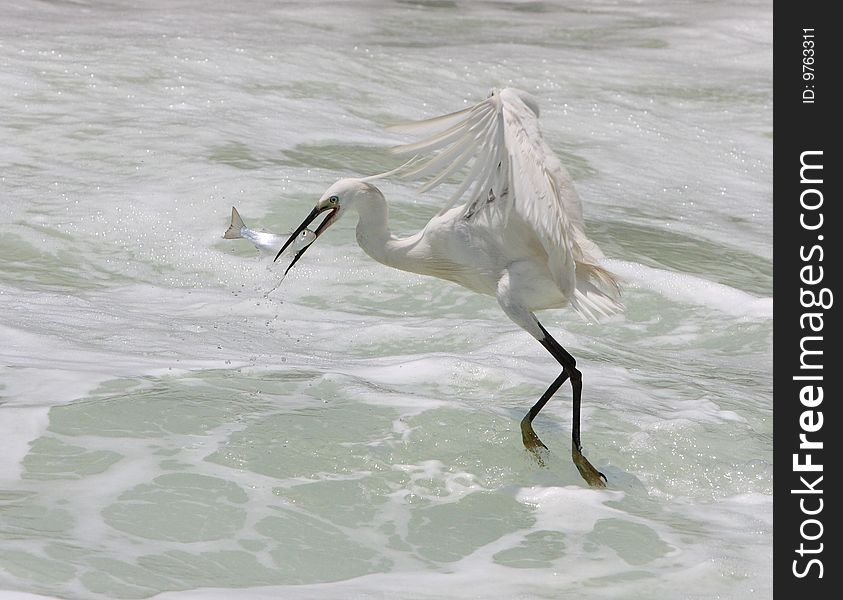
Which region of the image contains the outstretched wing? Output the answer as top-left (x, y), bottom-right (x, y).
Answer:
top-left (389, 88), bottom-right (586, 300)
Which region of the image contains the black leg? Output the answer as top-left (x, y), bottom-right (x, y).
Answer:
top-left (521, 371), bottom-right (569, 461)
top-left (521, 321), bottom-right (606, 488)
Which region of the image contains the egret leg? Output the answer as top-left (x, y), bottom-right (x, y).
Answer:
top-left (521, 371), bottom-right (568, 466)
top-left (522, 322), bottom-right (607, 488)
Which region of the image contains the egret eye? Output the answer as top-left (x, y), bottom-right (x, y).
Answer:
top-left (328, 195), bottom-right (339, 206)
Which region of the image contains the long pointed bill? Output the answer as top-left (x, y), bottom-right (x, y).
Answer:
top-left (274, 207), bottom-right (321, 263)
top-left (274, 206), bottom-right (338, 276)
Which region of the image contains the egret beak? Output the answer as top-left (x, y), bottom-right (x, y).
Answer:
top-left (274, 206), bottom-right (337, 275)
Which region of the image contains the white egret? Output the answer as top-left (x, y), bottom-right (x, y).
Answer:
top-left (275, 88), bottom-right (622, 487)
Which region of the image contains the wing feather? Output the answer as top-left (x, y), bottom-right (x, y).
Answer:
top-left (389, 88), bottom-right (621, 318)
top-left (400, 111), bottom-right (495, 189)
top-left (387, 104), bottom-right (476, 135)
top-left (392, 98), bottom-right (507, 214)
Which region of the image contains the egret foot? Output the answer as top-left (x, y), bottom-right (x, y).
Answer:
top-left (520, 416), bottom-right (549, 466)
top-left (573, 444), bottom-right (607, 488)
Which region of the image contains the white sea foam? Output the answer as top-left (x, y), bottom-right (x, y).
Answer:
top-left (604, 259), bottom-right (772, 319)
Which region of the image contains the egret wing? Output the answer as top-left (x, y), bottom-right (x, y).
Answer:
top-left (389, 88), bottom-right (581, 298)
top-left (389, 98), bottom-right (506, 213)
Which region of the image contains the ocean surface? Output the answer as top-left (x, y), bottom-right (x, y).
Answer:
top-left (1, 1), bottom-right (772, 598)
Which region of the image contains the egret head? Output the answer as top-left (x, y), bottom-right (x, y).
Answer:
top-left (273, 178), bottom-right (373, 274)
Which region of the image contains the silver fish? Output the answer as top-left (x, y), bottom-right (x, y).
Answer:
top-left (223, 206), bottom-right (316, 258)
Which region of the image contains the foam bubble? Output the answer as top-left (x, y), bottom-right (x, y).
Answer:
top-left (604, 259), bottom-right (772, 318)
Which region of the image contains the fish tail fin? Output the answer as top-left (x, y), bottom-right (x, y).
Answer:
top-left (223, 206), bottom-right (245, 239)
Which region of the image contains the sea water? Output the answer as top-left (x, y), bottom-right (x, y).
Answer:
top-left (0, 1), bottom-right (772, 598)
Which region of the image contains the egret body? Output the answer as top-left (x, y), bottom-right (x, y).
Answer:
top-left (276, 88), bottom-right (622, 487)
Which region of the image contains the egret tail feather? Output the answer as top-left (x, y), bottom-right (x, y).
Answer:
top-left (569, 262), bottom-right (623, 321)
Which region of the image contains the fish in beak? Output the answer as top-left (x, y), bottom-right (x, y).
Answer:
top-left (273, 204), bottom-right (338, 275)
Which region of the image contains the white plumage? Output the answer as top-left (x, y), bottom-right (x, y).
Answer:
top-left (276, 88), bottom-right (621, 487)
top-left (387, 87), bottom-right (621, 322)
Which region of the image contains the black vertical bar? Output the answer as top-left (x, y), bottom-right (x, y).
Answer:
top-left (773, 1), bottom-right (838, 597)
